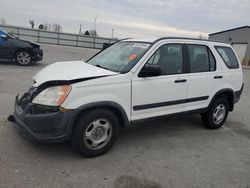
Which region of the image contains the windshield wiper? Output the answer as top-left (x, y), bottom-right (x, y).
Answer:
top-left (95, 64), bottom-right (109, 70)
top-left (95, 64), bottom-right (120, 73)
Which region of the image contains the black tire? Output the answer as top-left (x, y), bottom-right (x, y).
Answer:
top-left (15, 50), bottom-right (32, 66)
top-left (71, 109), bottom-right (120, 158)
top-left (201, 97), bottom-right (229, 129)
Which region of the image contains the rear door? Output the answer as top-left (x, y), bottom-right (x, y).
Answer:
top-left (185, 44), bottom-right (217, 111)
top-left (131, 43), bottom-right (189, 121)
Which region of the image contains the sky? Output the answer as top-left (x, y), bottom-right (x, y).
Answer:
top-left (0, 0), bottom-right (249, 39)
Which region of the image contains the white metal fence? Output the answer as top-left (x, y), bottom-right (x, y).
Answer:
top-left (0, 25), bottom-right (118, 49)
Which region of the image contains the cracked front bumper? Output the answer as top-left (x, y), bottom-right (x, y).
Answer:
top-left (13, 95), bottom-right (74, 143)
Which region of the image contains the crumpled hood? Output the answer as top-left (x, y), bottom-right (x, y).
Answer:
top-left (33, 61), bottom-right (118, 86)
top-left (19, 39), bottom-right (40, 48)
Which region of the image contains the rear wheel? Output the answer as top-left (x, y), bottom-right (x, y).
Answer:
top-left (201, 97), bottom-right (229, 129)
top-left (71, 109), bottom-right (120, 158)
top-left (15, 50), bottom-right (32, 66)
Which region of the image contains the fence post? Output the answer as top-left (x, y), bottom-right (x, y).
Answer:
top-left (93, 37), bottom-right (96, 49)
top-left (17, 27), bottom-right (20, 38)
top-left (76, 35), bottom-right (79, 47)
top-left (37, 30), bottom-right (40, 43)
top-left (57, 32), bottom-right (60, 45)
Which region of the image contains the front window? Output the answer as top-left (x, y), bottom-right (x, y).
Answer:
top-left (87, 41), bottom-right (150, 73)
top-left (0, 29), bottom-right (7, 35)
top-left (146, 44), bottom-right (183, 75)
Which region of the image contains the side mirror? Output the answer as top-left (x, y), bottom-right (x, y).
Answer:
top-left (0, 34), bottom-right (8, 40)
top-left (138, 64), bottom-right (162, 77)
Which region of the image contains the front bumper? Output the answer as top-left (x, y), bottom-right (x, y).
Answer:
top-left (13, 95), bottom-right (73, 143)
top-left (31, 48), bottom-right (43, 62)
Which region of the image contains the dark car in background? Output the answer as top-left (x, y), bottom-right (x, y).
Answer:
top-left (0, 29), bottom-right (43, 65)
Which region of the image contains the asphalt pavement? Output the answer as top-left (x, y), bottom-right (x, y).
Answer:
top-left (0, 44), bottom-right (249, 188)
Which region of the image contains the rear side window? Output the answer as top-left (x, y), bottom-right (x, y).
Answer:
top-left (187, 45), bottom-right (216, 73)
top-left (215, 46), bottom-right (239, 69)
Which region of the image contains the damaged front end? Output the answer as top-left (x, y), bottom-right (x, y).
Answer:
top-left (9, 86), bottom-right (74, 143)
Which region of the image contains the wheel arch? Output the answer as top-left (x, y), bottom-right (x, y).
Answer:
top-left (209, 89), bottom-right (235, 111)
top-left (68, 101), bottom-right (130, 138)
top-left (13, 48), bottom-right (33, 59)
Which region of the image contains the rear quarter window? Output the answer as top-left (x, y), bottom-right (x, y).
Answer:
top-left (215, 46), bottom-right (239, 69)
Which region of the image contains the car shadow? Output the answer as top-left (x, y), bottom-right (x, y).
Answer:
top-left (120, 114), bottom-right (204, 141)
top-left (0, 61), bottom-right (15, 65)
top-left (20, 114), bottom-right (205, 159)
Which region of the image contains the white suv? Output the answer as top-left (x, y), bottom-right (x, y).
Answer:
top-left (11, 37), bottom-right (244, 157)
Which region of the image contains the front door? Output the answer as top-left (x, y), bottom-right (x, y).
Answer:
top-left (0, 30), bottom-right (11, 60)
top-left (131, 43), bottom-right (188, 121)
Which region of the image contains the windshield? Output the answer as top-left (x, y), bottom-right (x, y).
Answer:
top-left (87, 41), bottom-right (151, 73)
top-left (0, 29), bottom-right (15, 38)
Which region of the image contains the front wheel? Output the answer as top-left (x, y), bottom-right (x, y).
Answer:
top-left (71, 109), bottom-right (120, 158)
top-left (15, 50), bottom-right (32, 66)
top-left (201, 97), bottom-right (229, 129)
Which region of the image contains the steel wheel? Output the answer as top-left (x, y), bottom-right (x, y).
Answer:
top-left (16, 51), bottom-right (31, 65)
top-left (71, 109), bottom-right (120, 157)
top-left (212, 104), bottom-right (226, 125)
top-left (83, 119), bottom-right (113, 150)
top-left (201, 97), bottom-right (229, 129)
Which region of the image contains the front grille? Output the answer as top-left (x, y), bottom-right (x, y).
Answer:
top-left (19, 87), bottom-right (37, 110)
top-left (30, 104), bottom-right (59, 114)
top-left (33, 48), bottom-right (43, 57)
top-left (18, 87), bottom-right (60, 114)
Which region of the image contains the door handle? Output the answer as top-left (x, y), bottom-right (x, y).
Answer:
top-left (175, 79), bottom-right (187, 83)
top-left (214, 75), bottom-right (223, 79)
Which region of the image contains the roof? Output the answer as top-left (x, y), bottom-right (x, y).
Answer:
top-left (209, 26), bottom-right (250, 36)
top-left (123, 37), bottom-right (228, 45)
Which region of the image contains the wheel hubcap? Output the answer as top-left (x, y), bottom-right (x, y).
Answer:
top-left (17, 52), bottom-right (31, 65)
top-left (84, 119), bottom-right (112, 150)
top-left (213, 104), bottom-right (226, 124)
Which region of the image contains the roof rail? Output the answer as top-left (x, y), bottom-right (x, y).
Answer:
top-left (152, 37), bottom-right (229, 44)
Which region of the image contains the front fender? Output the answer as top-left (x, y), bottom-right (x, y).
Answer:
top-left (65, 101), bottom-right (130, 139)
